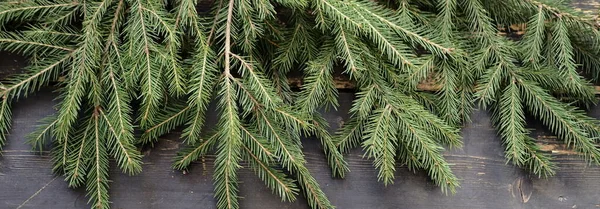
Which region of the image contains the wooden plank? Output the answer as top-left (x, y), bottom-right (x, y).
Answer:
top-left (0, 52), bottom-right (26, 79)
top-left (2, 90), bottom-right (600, 209)
top-left (3, 1), bottom-right (600, 209)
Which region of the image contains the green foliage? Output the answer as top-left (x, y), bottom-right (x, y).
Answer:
top-left (2, 0), bottom-right (600, 208)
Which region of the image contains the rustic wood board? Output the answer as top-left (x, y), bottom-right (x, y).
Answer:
top-left (3, 1), bottom-right (600, 208)
top-left (2, 89), bottom-right (600, 209)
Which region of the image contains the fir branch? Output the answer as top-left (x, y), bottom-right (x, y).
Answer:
top-left (142, 103), bottom-right (190, 145)
top-left (85, 108), bottom-right (110, 209)
top-left (0, 0), bottom-right (79, 25)
top-left (334, 117), bottom-right (365, 154)
top-left (347, 0), bottom-right (453, 56)
top-left (272, 15), bottom-right (317, 74)
top-left (312, 115), bottom-right (349, 178)
top-left (518, 80), bottom-right (600, 164)
top-left (26, 115), bottom-right (58, 153)
top-left (362, 105), bottom-right (397, 186)
top-left (475, 60), bottom-right (509, 107)
top-left (213, 76), bottom-right (243, 209)
top-left (317, 0), bottom-right (416, 68)
top-left (173, 132), bottom-right (218, 170)
top-left (0, 33), bottom-right (74, 54)
top-left (240, 125), bottom-right (299, 201)
top-left (126, 0), bottom-right (165, 129)
top-left (100, 109), bottom-right (142, 175)
top-left (436, 59), bottom-right (461, 125)
top-left (182, 43), bottom-right (218, 145)
top-left (0, 98), bottom-right (10, 152)
top-left (65, 114), bottom-right (94, 188)
top-left (296, 42), bottom-right (338, 113)
top-left (0, 53), bottom-right (71, 101)
top-left (254, 110), bottom-right (333, 209)
top-left (495, 81), bottom-right (529, 166)
top-left (242, 144), bottom-right (299, 202)
top-left (394, 108), bottom-right (459, 194)
top-left (520, 5), bottom-right (547, 65)
top-left (548, 18), bottom-right (596, 105)
top-left (333, 25), bottom-right (369, 78)
top-left (435, 0), bottom-right (457, 39)
top-left (232, 53), bottom-right (281, 109)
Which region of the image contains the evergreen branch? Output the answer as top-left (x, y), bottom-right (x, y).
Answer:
top-left (254, 110), bottom-right (333, 209)
top-left (549, 18), bottom-right (596, 105)
top-left (26, 115), bottom-right (58, 153)
top-left (334, 117), bottom-right (365, 154)
top-left (237, 0), bottom-right (262, 54)
top-left (1, 53), bottom-right (71, 101)
top-left (273, 17), bottom-right (316, 74)
top-left (242, 144), bottom-right (299, 202)
top-left (334, 25), bottom-right (369, 78)
top-left (0, 35), bottom-right (74, 53)
top-left (406, 55), bottom-right (435, 90)
top-left (54, 53), bottom-right (91, 169)
top-left (173, 132), bottom-right (218, 170)
top-left (362, 105), bottom-right (397, 185)
top-left (223, 0), bottom-right (235, 76)
top-left (213, 76), bottom-right (243, 209)
top-left (231, 53), bottom-right (281, 108)
top-left (142, 3), bottom-right (186, 96)
top-left (520, 5), bottom-right (546, 65)
top-left (54, 0), bottom-right (110, 173)
top-left (461, 0), bottom-right (497, 43)
top-left (475, 61), bottom-right (509, 107)
top-left (240, 125), bottom-right (299, 201)
top-left (0, 98), bottom-right (10, 152)
top-left (573, 42), bottom-right (600, 82)
top-left (85, 108), bottom-right (110, 209)
top-left (350, 83), bottom-right (381, 120)
top-left (0, 1), bottom-right (78, 24)
top-left (240, 125), bottom-right (273, 160)
top-left (102, 63), bottom-right (128, 132)
top-left (65, 114), bottom-right (94, 188)
top-left (516, 66), bottom-right (596, 106)
top-left (142, 104), bottom-right (190, 145)
top-left (317, 0), bottom-right (416, 68)
top-left (394, 109), bottom-right (459, 194)
top-left (436, 59), bottom-right (461, 125)
top-left (273, 0), bottom-right (308, 9)
top-left (296, 42), bottom-right (338, 113)
top-left (127, 0), bottom-right (164, 129)
top-left (347, 0), bottom-right (453, 56)
top-left (435, 0), bottom-right (457, 39)
top-left (395, 135), bottom-right (424, 172)
top-left (215, 1), bottom-right (241, 202)
top-left (398, 94), bottom-right (463, 148)
top-left (251, 0), bottom-right (275, 20)
top-left (99, 109), bottom-right (142, 175)
top-left (312, 115), bottom-right (349, 178)
top-left (518, 80), bottom-right (600, 164)
top-left (182, 43), bottom-right (218, 145)
top-left (495, 82), bottom-right (529, 166)
top-left (523, 136), bottom-right (556, 177)
top-left (206, 0), bottom-right (225, 45)
top-left (524, 0), bottom-right (596, 24)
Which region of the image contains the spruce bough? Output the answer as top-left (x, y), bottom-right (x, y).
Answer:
top-left (1, 0), bottom-right (600, 208)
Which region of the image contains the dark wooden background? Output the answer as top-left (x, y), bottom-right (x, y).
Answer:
top-left (2, 1), bottom-right (600, 208)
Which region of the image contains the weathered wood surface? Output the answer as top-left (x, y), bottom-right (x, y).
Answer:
top-left (3, 1), bottom-right (600, 208)
top-left (4, 81), bottom-right (600, 209)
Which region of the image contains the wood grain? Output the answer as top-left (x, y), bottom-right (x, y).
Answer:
top-left (2, 90), bottom-right (600, 209)
top-left (3, 1), bottom-right (600, 209)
